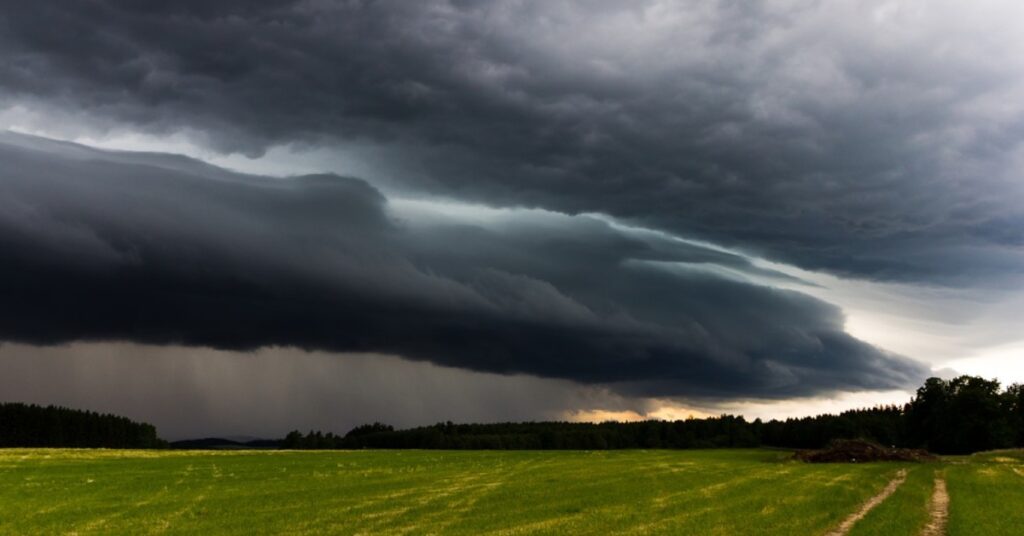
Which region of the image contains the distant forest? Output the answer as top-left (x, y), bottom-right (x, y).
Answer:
top-left (2, 375), bottom-right (1023, 454)
top-left (284, 376), bottom-right (1024, 455)
top-left (0, 403), bottom-right (164, 448)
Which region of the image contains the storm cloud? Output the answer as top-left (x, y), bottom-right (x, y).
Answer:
top-left (0, 132), bottom-right (926, 398)
top-left (3, 1), bottom-right (1024, 283)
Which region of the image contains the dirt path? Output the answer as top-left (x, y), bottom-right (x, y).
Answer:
top-left (920, 476), bottom-right (948, 536)
top-left (824, 469), bottom-right (907, 536)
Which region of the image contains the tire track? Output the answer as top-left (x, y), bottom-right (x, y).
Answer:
top-left (825, 469), bottom-right (907, 536)
top-left (920, 476), bottom-right (948, 536)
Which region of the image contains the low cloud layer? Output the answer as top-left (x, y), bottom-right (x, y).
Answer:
top-left (0, 132), bottom-right (925, 398)
top-left (3, 1), bottom-right (1024, 284)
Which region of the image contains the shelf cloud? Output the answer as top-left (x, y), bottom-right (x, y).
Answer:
top-left (5, 1), bottom-right (1024, 434)
top-left (0, 132), bottom-right (926, 399)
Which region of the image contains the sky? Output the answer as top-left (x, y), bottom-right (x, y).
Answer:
top-left (1, 0), bottom-right (1023, 439)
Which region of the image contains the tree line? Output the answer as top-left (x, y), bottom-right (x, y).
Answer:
top-left (2, 375), bottom-right (1022, 453)
top-left (0, 402), bottom-right (164, 448)
top-left (283, 375), bottom-right (1024, 454)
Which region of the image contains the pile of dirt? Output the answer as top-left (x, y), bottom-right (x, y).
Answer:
top-left (794, 439), bottom-right (938, 463)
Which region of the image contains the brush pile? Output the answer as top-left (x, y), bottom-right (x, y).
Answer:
top-left (794, 439), bottom-right (937, 463)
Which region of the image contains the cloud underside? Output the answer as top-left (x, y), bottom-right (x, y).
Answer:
top-left (2, 1), bottom-right (1024, 284)
top-left (0, 133), bottom-right (926, 398)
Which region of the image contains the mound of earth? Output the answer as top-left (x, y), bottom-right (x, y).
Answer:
top-left (794, 439), bottom-right (937, 463)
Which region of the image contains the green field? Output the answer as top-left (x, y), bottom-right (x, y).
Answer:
top-left (1, 448), bottom-right (1021, 535)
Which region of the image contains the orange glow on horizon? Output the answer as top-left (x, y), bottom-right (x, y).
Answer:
top-left (564, 405), bottom-right (715, 423)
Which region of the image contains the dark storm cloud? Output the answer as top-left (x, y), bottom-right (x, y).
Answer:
top-left (0, 132), bottom-right (926, 398)
top-left (3, 1), bottom-right (1024, 284)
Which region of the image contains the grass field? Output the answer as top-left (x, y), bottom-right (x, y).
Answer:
top-left (1, 448), bottom-right (1021, 535)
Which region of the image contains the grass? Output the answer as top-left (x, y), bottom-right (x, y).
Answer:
top-left (0, 448), bottom-right (1017, 535)
top-left (945, 450), bottom-right (1024, 535)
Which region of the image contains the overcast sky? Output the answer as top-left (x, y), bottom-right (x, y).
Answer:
top-left (2, 1), bottom-right (1023, 439)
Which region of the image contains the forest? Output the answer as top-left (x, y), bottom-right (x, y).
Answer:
top-left (2, 375), bottom-right (1022, 454)
top-left (0, 402), bottom-right (164, 448)
top-left (283, 375), bottom-right (1024, 455)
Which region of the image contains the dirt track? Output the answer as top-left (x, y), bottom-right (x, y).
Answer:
top-left (825, 469), bottom-right (908, 536)
top-left (921, 476), bottom-right (948, 536)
